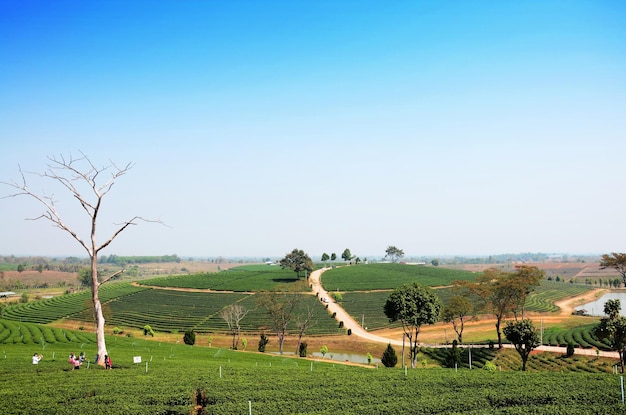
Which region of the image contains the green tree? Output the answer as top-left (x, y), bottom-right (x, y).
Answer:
top-left (321, 252), bottom-right (330, 267)
top-left (341, 248), bottom-right (353, 263)
top-left (385, 246), bottom-right (404, 263)
top-left (320, 345), bottom-right (328, 358)
top-left (279, 248), bottom-right (314, 279)
top-left (330, 253), bottom-right (336, 266)
top-left (503, 319), bottom-right (541, 371)
top-left (593, 299), bottom-right (626, 373)
top-left (442, 295), bottom-right (473, 343)
top-left (459, 266), bottom-right (542, 349)
top-left (183, 329), bottom-right (196, 346)
top-left (381, 343), bottom-right (398, 368)
top-left (600, 253), bottom-right (626, 287)
top-left (78, 268), bottom-right (92, 287)
top-left (431, 259), bottom-right (439, 266)
top-left (384, 282), bottom-right (442, 368)
top-left (1, 154), bottom-right (154, 366)
top-left (17, 264), bottom-right (24, 273)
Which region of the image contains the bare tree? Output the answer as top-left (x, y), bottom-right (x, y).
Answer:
top-left (257, 291), bottom-right (301, 354)
top-left (1, 153), bottom-right (155, 366)
top-left (294, 305), bottom-right (316, 356)
top-left (220, 303), bottom-right (249, 349)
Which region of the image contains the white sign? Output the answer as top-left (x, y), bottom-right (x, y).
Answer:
top-left (133, 356), bottom-right (142, 364)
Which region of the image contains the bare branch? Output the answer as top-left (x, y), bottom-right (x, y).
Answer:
top-left (99, 269), bottom-right (124, 286)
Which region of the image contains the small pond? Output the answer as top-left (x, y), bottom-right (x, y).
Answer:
top-left (310, 352), bottom-right (380, 365)
top-left (574, 292), bottom-right (626, 317)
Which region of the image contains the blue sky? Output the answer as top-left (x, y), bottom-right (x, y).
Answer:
top-left (1, 1), bottom-right (625, 259)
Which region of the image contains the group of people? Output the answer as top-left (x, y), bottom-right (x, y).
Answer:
top-left (31, 351), bottom-right (112, 369)
top-left (68, 352), bottom-right (86, 370)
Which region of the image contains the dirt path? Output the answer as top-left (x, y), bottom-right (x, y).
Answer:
top-left (310, 268), bottom-right (620, 358)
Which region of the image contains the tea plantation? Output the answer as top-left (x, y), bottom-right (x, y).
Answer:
top-left (1, 320), bottom-right (625, 414)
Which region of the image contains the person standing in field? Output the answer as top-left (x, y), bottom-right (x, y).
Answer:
top-left (32, 353), bottom-right (42, 364)
top-left (104, 355), bottom-right (112, 369)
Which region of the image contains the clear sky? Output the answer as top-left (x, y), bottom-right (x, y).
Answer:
top-left (1, 1), bottom-right (625, 259)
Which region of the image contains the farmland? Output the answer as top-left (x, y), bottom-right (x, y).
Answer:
top-left (1, 261), bottom-right (625, 413)
top-left (0, 321), bottom-right (625, 414)
top-left (320, 263), bottom-right (477, 291)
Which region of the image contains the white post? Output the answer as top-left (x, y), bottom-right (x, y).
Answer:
top-left (146, 362), bottom-right (148, 373)
top-left (469, 346), bottom-right (472, 369)
top-left (249, 400), bottom-right (252, 415)
top-left (621, 376), bottom-right (624, 405)
top-left (455, 363), bottom-right (457, 372)
top-left (219, 366), bottom-right (222, 378)
top-left (310, 362), bottom-right (313, 372)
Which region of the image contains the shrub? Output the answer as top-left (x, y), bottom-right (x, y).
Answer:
top-left (338, 321), bottom-right (344, 328)
top-left (483, 361), bottom-right (497, 372)
top-left (143, 325), bottom-right (155, 337)
top-left (347, 328), bottom-right (352, 335)
top-left (241, 338), bottom-right (248, 350)
top-left (183, 330), bottom-right (196, 346)
top-left (367, 352), bottom-right (373, 365)
top-left (112, 327), bottom-right (121, 335)
top-left (258, 333), bottom-right (269, 352)
top-left (320, 345), bottom-right (328, 358)
top-left (331, 312), bottom-right (336, 318)
top-left (566, 342), bottom-right (575, 358)
top-left (299, 342), bottom-right (307, 357)
top-left (381, 343), bottom-right (398, 368)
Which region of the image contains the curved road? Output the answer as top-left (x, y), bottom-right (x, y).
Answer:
top-left (309, 267), bottom-right (620, 359)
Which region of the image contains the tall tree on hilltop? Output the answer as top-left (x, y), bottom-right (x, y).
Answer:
top-left (341, 248), bottom-right (353, 263)
top-left (385, 246), bottom-right (404, 263)
top-left (1, 153), bottom-right (157, 366)
top-left (321, 252), bottom-right (330, 267)
top-left (279, 248), bottom-right (313, 279)
top-left (600, 253), bottom-right (626, 287)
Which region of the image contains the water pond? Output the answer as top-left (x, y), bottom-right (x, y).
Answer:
top-left (575, 292), bottom-right (626, 317)
top-left (310, 352), bottom-right (380, 365)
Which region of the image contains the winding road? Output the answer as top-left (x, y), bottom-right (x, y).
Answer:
top-left (309, 267), bottom-right (620, 358)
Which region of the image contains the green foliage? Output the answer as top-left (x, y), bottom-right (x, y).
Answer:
top-left (183, 329), bottom-right (196, 346)
top-left (258, 333), bottom-right (269, 352)
top-left (381, 343), bottom-right (398, 367)
top-left (566, 342), bottom-right (575, 358)
top-left (503, 319), bottom-right (541, 371)
top-left (341, 248), bottom-right (353, 262)
top-left (320, 345), bottom-right (328, 357)
top-left (298, 341), bottom-right (307, 357)
top-left (0, 322), bottom-right (623, 413)
top-left (384, 246), bottom-right (404, 263)
top-left (483, 360), bottom-right (497, 372)
top-left (143, 325), bottom-right (155, 337)
top-left (279, 248), bottom-right (314, 279)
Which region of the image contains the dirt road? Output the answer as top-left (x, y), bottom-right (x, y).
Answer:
top-left (309, 267), bottom-right (620, 359)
